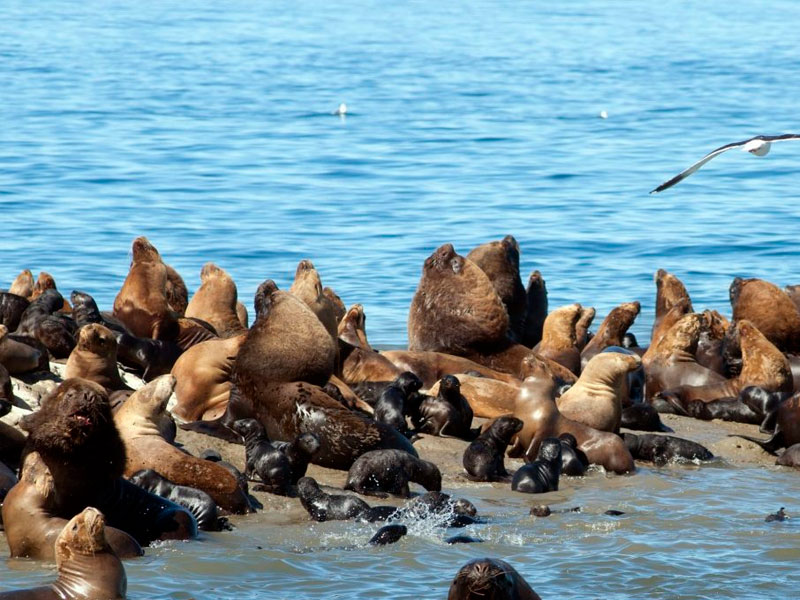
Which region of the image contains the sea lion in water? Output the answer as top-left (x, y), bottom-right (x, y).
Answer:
top-left (114, 375), bottom-right (251, 513)
top-left (185, 263), bottom-right (246, 337)
top-left (731, 277), bottom-right (800, 353)
top-left (511, 438), bottom-right (561, 494)
top-left (556, 351), bottom-right (642, 433)
top-left (297, 477), bottom-right (391, 523)
top-left (368, 523), bottom-right (407, 546)
top-left (463, 416), bottom-right (523, 481)
top-left (536, 303), bottom-right (583, 375)
top-left (448, 558), bottom-right (541, 600)
top-left (652, 269), bottom-right (693, 341)
top-left (413, 375), bottom-right (475, 439)
top-left (289, 259), bottom-right (339, 341)
top-left (65, 324), bottom-right (130, 392)
top-left (467, 235), bottom-right (527, 342)
top-left (581, 301), bottom-right (641, 368)
top-left (0, 507), bottom-right (127, 600)
top-left (344, 449), bottom-right (442, 498)
top-left (622, 433), bottom-right (713, 465)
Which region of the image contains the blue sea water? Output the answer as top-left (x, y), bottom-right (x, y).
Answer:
top-left (2, 1), bottom-right (800, 598)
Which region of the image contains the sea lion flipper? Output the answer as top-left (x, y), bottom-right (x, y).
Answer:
top-left (730, 430), bottom-right (784, 454)
top-left (760, 409), bottom-right (778, 434)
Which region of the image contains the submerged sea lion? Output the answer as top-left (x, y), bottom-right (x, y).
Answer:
top-left (65, 324), bottom-right (130, 392)
top-left (581, 301), bottom-right (641, 368)
top-left (185, 263), bottom-right (246, 337)
top-left (297, 477), bottom-right (391, 523)
top-left (731, 277), bottom-right (800, 353)
top-left (448, 558), bottom-right (541, 600)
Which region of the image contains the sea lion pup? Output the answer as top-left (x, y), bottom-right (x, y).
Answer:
top-left (289, 259), bottom-right (339, 341)
top-left (15, 288), bottom-right (65, 336)
top-left (0, 507), bottom-right (127, 600)
top-left (344, 449), bottom-right (442, 498)
top-left (731, 277), bottom-right (800, 353)
top-left (380, 349), bottom-right (521, 389)
top-left (574, 306), bottom-right (596, 351)
top-left (129, 469), bottom-right (224, 531)
top-left (373, 371), bottom-right (424, 434)
top-left (558, 433), bottom-right (588, 476)
top-left (581, 301), bottom-right (641, 368)
top-left (642, 313), bottom-right (726, 402)
top-left (368, 523), bottom-right (407, 546)
top-left (536, 303), bottom-right (583, 375)
top-left (338, 304), bottom-right (403, 385)
top-left (170, 333), bottom-right (246, 422)
top-left (14, 379), bottom-right (196, 550)
top-left (463, 416), bottom-right (523, 481)
top-left (65, 324), bottom-right (130, 393)
top-left (652, 269), bottom-right (693, 340)
top-left (0, 292), bottom-right (30, 332)
top-left (114, 375), bottom-right (251, 513)
top-left (297, 477), bottom-right (393, 523)
top-left (9, 269), bottom-right (34, 299)
top-left (0, 324), bottom-right (42, 374)
top-left (467, 235), bottom-right (527, 342)
top-left (426, 373), bottom-right (521, 419)
top-left (522, 270), bottom-right (548, 348)
top-left (448, 558), bottom-right (541, 600)
top-left (556, 351), bottom-right (642, 433)
top-left (230, 418), bottom-right (292, 496)
top-left (34, 314), bottom-right (77, 359)
top-left (185, 262), bottom-right (245, 337)
top-left (511, 438), bottom-right (561, 494)
top-left (621, 403), bottom-right (672, 432)
top-left (413, 375), bottom-right (475, 439)
top-left (70, 291), bottom-right (127, 333)
top-left (623, 433), bottom-right (713, 465)
top-left (272, 432), bottom-right (321, 484)
top-left (506, 356), bottom-right (635, 474)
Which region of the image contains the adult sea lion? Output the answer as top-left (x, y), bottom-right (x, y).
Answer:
top-left (338, 304), bottom-right (404, 384)
top-left (289, 259), bottom-right (339, 341)
top-left (521, 270), bottom-right (548, 348)
top-left (185, 262), bottom-right (245, 338)
top-left (574, 306), bottom-right (596, 351)
top-left (380, 349), bottom-right (520, 388)
top-left (652, 269), bottom-right (692, 340)
top-left (8, 269), bottom-right (34, 299)
top-left (164, 264), bottom-right (188, 315)
top-left (448, 558), bottom-right (541, 600)
top-left (731, 277), bottom-right (800, 353)
top-left (536, 304), bottom-right (583, 375)
top-left (581, 301), bottom-right (641, 368)
top-left (427, 373), bottom-right (521, 419)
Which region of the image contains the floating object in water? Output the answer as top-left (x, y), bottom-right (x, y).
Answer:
top-left (599, 110), bottom-right (608, 119)
top-left (765, 507), bottom-right (788, 522)
top-left (334, 102), bottom-right (347, 116)
top-left (651, 134), bottom-right (800, 193)
top-left (604, 509), bottom-right (625, 516)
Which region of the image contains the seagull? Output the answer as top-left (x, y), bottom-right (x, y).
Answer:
top-left (334, 102), bottom-right (347, 116)
top-left (650, 133), bottom-right (800, 193)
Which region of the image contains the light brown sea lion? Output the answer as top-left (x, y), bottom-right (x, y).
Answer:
top-left (171, 333), bottom-right (246, 422)
top-left (536, 304), bottom-right (583, 375)
top-left (521, 270), bottom-right (548, 348)
top-left (507, 356), bottom-right (634, 474)
top-left (323, 286), bottom-right (346, 324)
top-left (0, 324), bottom-right (42, 374)
top-left (185, 263), bottom-right (245, 337)
top-left (337, 304), bottom-right (403, 383)
top-left (556, 351), bottom-right (642, 433)
top-left (65, 324), bottom-right (130, 393)
top-left (9, 269), bottom-right (34, 299)
top-left (581, 301), bottom-right (641, 368)
top-left (643, 313), bottom-right (726, 401)
top-left (650, 298), bottom-right (692, 350)
top-left (289, 259), bottom-right (339, 341)
top-left (467, 235), bottom-right (527, 342)
top-left (165, 264), bottom-right (188, 315)
top-left (447, 558), bottom-right (541, 600)
top-left (785, 284), bottom-right (800, 314)
top-left (427, 374), bottom-right (520, 419)
top-left (731, 277), bottom-right (800, 353)
top-left (380, 349), bottom-right (520, 388)
top-left (574, 306), bottom-right (596, 351)
top-left (114, 375), bottom-right (250, 513)
top-left (29, 272), bottom-right (72, 314)
top-left (112, 237), bottom-right (177, 340)
top-left (0, 507), bottom-right (127, 600)
top-left (652, 269), bottom-right (692, 339)
top-left (236, 301), bottom-right (249, 329)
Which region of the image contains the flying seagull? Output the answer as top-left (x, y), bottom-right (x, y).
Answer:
top-left (650, 133), bottom-right (800, 193)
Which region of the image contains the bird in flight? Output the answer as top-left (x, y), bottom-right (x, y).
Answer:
top-left (650, 133), bottom-right (800, 193)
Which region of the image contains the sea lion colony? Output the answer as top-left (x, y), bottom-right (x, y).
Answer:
top-left (1, 234), bottom-right (798, 598)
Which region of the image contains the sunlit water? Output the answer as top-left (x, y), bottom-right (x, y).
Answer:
top-left (2, 0), bottom-right (800, 597)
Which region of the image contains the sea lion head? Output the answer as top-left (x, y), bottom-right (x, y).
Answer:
top-left (338, 304), bottom-right (370, 349)
top-left (253, 280), bottom-right (279, 321)
top-left (519, 353), bottom-right (555, 385)
top-left (558, 432), bottom-right (578, 448)
top-left (541, 303), bottom-right (582, 348)
top-left (655, 269), bottom-right (692, 313)
top-left (56, 507), bottom-right (110, 564)
top-left (32, 271), bottom-right (57, 299)
top-left (448, 558), bottom-right (536, 600)
top-left (124, 374), bottom-right (176, 420)
top-left (651, 313), bottom-right (703, 357)
top-left (537, 437), bottom-right (562, 463)
top-left (76, 323), bottom-right (117, 356)
top-left (131, 236), bottom-right (162, 264)
top-left (438, 375), bottom-right (461, 400)
top-left (295, 433), bottom-right (321, 457)
top-left (9, 269), bottom-right (34, 298)
top-left (396, 371), bottom-right (423, 396)
top-left (489, 416), bottom-right (524, 442)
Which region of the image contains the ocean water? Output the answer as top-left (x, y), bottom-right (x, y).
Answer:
top-left (2, 0), bottom-right (800, 597)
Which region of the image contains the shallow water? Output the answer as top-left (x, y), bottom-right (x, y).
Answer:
top-left (2, 0), bottom-right (800, 597)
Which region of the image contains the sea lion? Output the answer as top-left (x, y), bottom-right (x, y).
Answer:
top-left (731, 277), bottom-right (800, 353)
top-left (34, 314), bottom-right (77, 359)
top-left (735, 392), bottom-right (800, 453)
top-left (521, 270), bottom-right (548, 348)
top-left (601, 345), bottom-right (645, 406)
top-left (297, 477), bottom-right (391, 523)
top-left (69, 291), bottom-right (128, 334)
top-left (114, 375), bottom-right (251, 513)
top-left (129, 469), bottom-right (223, 531)
top-left (558, 433), bottom-right (588, 476)
top-left (9, 269), bottom-right (34, 299)
top-left (413, 375), bottom-right (475, 439)
top-left (323, 287), bottom-right (346, 323)
top-left (695, 309), bottom-right (729, 375)
top-left (380, 350), bottom-right (520, 388)
top-left (338, 304), bottom-right (404, 384)
top-left (574, 306), bottom-right (596, 351)
top-left (289, 259), bottom-right (339, 341)
top-left (15, 289), bottom-right (65, 337)
top-left (556, 351), bottom-right (642, 433)
top-left (170, 333), bottom-right (246, 422)
top-left (581, 302), bottom-right (641, 368)
top-left (427, 374), bottom-right (521, 419)
top-left (786, 284), bottom-right (800, 314)
top-left (536, 304), bottom-right (583, 375)
top-left (0, 292), bottom-right (30, 332)
top-left (368, 524), bottom-right (407, 546)
top-left (0, 507), bottom-right (127, 600)
top-left (650, 299), bottom-right (692, 351)
top-left (448, 558), bottom-right (541, 600)
top-left (185, 263), bottom-right (245, 337)
top-left (511, 438), bottom-right (561, 494)
top-left (622, 433), bottom-right (713, 465)
top-left (65, 324), bottom-right (130, 392)
top-left (272, 432), bottom-right (321, 484)
top-left (230, 418), bottom-right (292, 496)
top-left (467, 235), bottom-right (527, 342)
top-left (776, 443), bottom-right (800, 467)
top-left (652, 269), bottom-right (693, 340)
top-left (462, 416), bottom-right (523, 481)
top-left (0, 324), bottom-right (42, 374)
top-left (506, 356), bottom-right (635, 474)
top-left (373, 371), bottom-right (424, 435)
top-left (344, 449), bottom-right (442, 497)
top-left (164, 264), bottom-right (188, 315)
top-left (620, 403), bottom-right (671, 432)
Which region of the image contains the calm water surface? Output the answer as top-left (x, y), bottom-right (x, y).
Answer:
top-left (2, 1), bottom-right (800, 597)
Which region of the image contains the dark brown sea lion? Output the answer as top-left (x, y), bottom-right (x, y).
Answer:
top-left (230, 418), bottom-right (292, 496)
top-left (448, 558), bottom-right (541, 600)
top-left (581, 301), bottom-right (641, 368)
top-left (164, 264), bottom-right (188, 315)
top-left (15, 289), bottom-right (64, 337)
top-left (623, 433), bottom-right (713, 465)
top-left (731, 277), bottom-right (800, 353)
top-left (380, 349), bottom-right (520, 388)
top-left (0, 324), bottom-right (42, 374)
top-left (695, 309), bottom-right (729, 375)
top-left (733, 393), bottom-right (800, 453)
top-left (114, 375), bottom-right (251, 513)
top-left (0, 507), bottom-right (127, 600)
top-left (522, 270), bottom-right (548, 348)
top-left (289, 259), bottom-right (339, 341)
top-left (344, 449), bottom-right (441, 497)
top-left (511, 437), bottom-right (561, 494)
top-left (323, 286), bottom-right (346, 324)
top-left (171, 333), bottom-right (246, 422)
top-left (65, 324), bottom-right (130, 392)
top-left (70, 291), bottom-right (128, 334)
top-left (574, 306), bottom-right (596, 351)
top-left (412, 375), bottom-right (475, 439)
top-left (34, 314), bottom-right (77, 359)
top-left (297, 477), bottom-right (393, 523)
top-left (537, 303), bottom-right (583, 375)
top-left (467, 235), bottom-right (527, 342)
top-left (463, 416), bottom-right (523, 481)
top-left (0, 292), bottom-right (30, 332)
top-left (185, 263), bottom-right (245, 337)
top-left (556, 351), bottom-right (642, 433)
top-left (8, 269), bottom-right (34, 299)
top-left (652, 269), bottom-right (692, 340)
